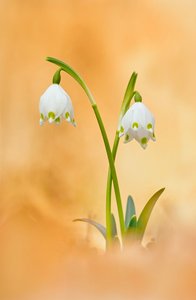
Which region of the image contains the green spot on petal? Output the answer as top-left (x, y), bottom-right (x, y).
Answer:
top-left (48, 112), bottom-right (55, 119)
top-left (55, 117), bottom-right (60, 123)
top-left (120, 126), bottom-right (124, 133)
top-left (40, 113), bottom-right (44, 120)
top-left (147, 123), bottom-right (152, 129)
top-left (132, 122), bottom-right (138, 129)
top-left (141, 137), bottom-right (147, 144)
top-left (65, 112), bottom-right (70, 119)
top-left (125, 134), bottom-right (129, 141)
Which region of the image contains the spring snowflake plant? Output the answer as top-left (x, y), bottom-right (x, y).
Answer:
top-left (39, 57), bottom-right (165, 250)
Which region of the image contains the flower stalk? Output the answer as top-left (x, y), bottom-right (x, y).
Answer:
top-left (106, 72), bottom-right (137, 242)
top-left (92, 105), bottom-right (125, 241)
top-left (46, 57), bottom-right (126, 239)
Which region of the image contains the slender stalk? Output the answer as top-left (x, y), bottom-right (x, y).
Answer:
top-left (92, 105), bottom-right (125, 238)
top-left (47, 57), bottom-right (95, 105)
top-left (106, 132), bottom-right (119, 242)
top-left (46, 57), bottom-right (126, 238)
top-left (106, 73), bottom-right (137, 242)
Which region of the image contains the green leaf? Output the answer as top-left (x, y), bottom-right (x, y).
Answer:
top-left (120, 72), bottom-right (138, 116)
top-left (126, 215), bottom-right (137, 238)
top-left (128, 215), bottom-right (137, 229)
top-left (73, 218), bottom-right (106, 239)
top-left (137, 188), bottom-right (165, 239)
top-left (125, 195), bottom-right (136, 229)
top-left (111, 213), bottom-right (117, 237)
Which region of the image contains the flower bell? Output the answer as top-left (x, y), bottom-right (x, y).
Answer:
top-left (39, 84), bottom-right (76, 126)
top-left (119, 102), bottom-right (155, 149)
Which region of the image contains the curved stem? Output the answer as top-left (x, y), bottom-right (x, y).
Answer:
top-left (47, 57), bottom-right (96, 105)
top-left (46, 57), bottom-right (126, 238)
top-left (106, 73), bottom-right (137, 242)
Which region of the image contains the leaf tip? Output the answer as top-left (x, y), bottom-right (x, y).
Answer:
top-left (133, 71), bottom-right (138, 77)
top-left (46, 56), bottom-right (55, 63)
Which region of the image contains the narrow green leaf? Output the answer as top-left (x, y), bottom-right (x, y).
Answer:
top-left (121, 72), bottom-right (138, 116)
top-left (128, 215), bottom-right (137, 229)
top-left (126, 215), bottom-right (137, 238)
top-left (73, 218), bottom-right (106, 239)
top-left (137, 188), bottom-right (165, 239)
top-left (111, 213), bottom-right (117, 237)
top-left (125, 195), bottom-right (136, 229)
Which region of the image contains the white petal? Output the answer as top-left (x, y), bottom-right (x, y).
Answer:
top-left (145, 111), bottom-right (155, 133)
top-left (119, 107), bottom-right (134, 135)
top-left (130, 102), bottom-right (146, 129)
top-left (123, 129), bottom-right (134, 143)
top-left (119, 101), bottom-right (156, 148)
top-left (63, 95), bottom-right (75, 125)
top-left (39, 84), bottom-right (69, 119)
top-left (131, 102), bottom-right (155, 133)
top-left (39, 84), bottom-right (76, 126)
top-left (134, 127), bottom-right (150, 149)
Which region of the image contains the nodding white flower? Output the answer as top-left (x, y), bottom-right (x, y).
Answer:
top-left (119, 102), bottom-right (155, 149)
top-left (39, 84), bottom-right (76, 126)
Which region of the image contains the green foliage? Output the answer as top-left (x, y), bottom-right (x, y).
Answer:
top-left (120, 72), bottom-right (138, 116)
top-left (136, 188), bottom-right (165, 239)
top-left (74, 188), bottom-right (164, 246)
top-left (128, 215), bottom-right (137, 229)
top-left (73, 218), bottom-right (106, 239)
top-left (111, 213), bottom-right (117, 237)
top-left (73, 213), bottom-right (118, 241)
top-left (124, 188), bottom-right (165, 242)
top-left (125, 195), bottom-right (136, 229)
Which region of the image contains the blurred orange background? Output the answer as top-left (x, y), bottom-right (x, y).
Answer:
top-left (1, 0), bottom-right (196, 299)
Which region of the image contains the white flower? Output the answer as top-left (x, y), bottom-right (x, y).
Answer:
top-left (119, 102), bottom-right (155, 149)
top-left (39, 84), bottom-right (76, 126)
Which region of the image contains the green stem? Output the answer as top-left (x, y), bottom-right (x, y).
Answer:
top-left (47, 57), bottom-right (95, 105)
top-left (46, 57), bottom-right (126, 239)
top-left (92, 105), bottom-right (125, 238)
top-left (106, 132), bottom-right (119, 242)
top-left (106, 72), bottom-right (137, 242)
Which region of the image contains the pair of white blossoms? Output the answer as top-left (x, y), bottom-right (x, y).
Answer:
top-left (39, 84), bottom-right (155, 149)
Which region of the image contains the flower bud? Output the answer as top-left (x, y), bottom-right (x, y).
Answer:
top-left (119, 102), bottom-right (155, 149)
top-left (39, 84), bottom-right (75, 126)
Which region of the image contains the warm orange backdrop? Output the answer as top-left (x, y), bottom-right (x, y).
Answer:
top-left (1, 1), bottom-right (196, 298)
